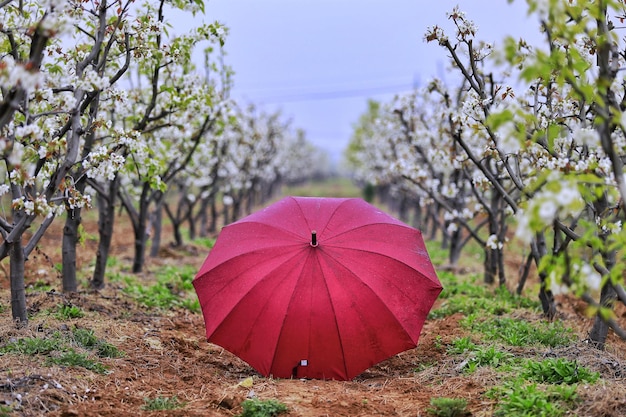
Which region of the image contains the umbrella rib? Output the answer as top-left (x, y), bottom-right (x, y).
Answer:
top-left (237, 220), bottom-right (305, 241)
top-left (323, 222), bottom-right (414, 242)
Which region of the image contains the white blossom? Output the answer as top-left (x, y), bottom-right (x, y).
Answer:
top-left (572, 126), bottom-right (600, 148)
top-left (485, 234), bottom-right (503, 250)
top-left (223, 195), bottom-right (234, 206)
top-left (580, 263), bottom-right (601, 291)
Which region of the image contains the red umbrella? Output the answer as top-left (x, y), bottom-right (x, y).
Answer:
top-left (193, 196), bottom-right (442, 380)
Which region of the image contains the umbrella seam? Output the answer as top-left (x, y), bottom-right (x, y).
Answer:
top-left (228, 220), bottom-right (305, 241)
top-left (312, 249), bottom-right (350, 380)
top-left (323, 222), bottom-right (417, 242)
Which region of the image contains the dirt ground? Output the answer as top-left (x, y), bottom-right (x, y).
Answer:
top-left (1, 214), bottom-right (626, 416)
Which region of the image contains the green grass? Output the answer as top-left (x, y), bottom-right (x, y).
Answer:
top-left (0, 333), bottom-right (64, 355)
top-left (0, 327), bottom-right (122, 372)
top-left (47, 350), bottom-right (108, 374)
top-left (447, 336), bottom-right (477, 354)
top-left (463, 316), bottom-right (574, 347)
top-left (55, 304), bottom-right (85, 319)
top-left (0, 404), bottom-right (13, 417)
top-left (429, 274), bottom-right (540, 319)
top-left (72, 328), bottom-right (123, 358)
top-left (522, 358), bottom-right (599, 385)
top-left (27, 279), bottom-right (53, 292)
top-left (447, 337), bottom-right (514, 373)
top-left (425, 241), bottom-right (450, 265)
top-left (238, 399), bottom-right (288, 417)
top-left (141, 395), bottom-right (185, 411)
top-left (122, 265), bottom-right (199, 312)
top-left (427, 397), bottom-right (470, 417)
top-left (489, 382), bottom-right (580, 417)
top-left (192, 236), bottom-right (216, 249)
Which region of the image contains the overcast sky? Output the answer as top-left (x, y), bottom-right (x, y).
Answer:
top-left (178, 1), bottom-right (542, 163)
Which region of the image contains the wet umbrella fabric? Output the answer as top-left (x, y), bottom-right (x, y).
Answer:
top-left (193, 197), bottom-right (442, 380)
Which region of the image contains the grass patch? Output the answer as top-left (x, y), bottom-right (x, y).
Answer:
top-left (47, 350), bottom-right (108, 374)
top-left (0, 327), bottom-right (122, 373)
top-left (427, 397), bottom-right (470, 417)
top-left (430, 275), bottom-right (540, 319)
top-left (238, 398), bottom-right (288, 417)
top-left (0, 404), bottom-right (13, 417)
top-left (192, 236), bottom-right (216, 249)
top-left (447, 338), bottom-right (514, 373)
top-left (489, 382), bottom-right (580, 417)
top-left (72, 328), bottom-right (123, 358)
top-left (0, 334), bottom-right (64, 355)
top-left (425, 241), bottom-right (449, 266)
top-left (463, 316), bottom-right (575, 347)
top-left (55, 303), bottom-right (85, 319)
top-left (141, 395), bottom-right (185, 411)
top-left (122, 265), bottom-right (199, 312)
top-left (522, 358), bottom-right (599, 385)
top-left (465, 346), bottom-right (514, 372)
top-left (447, 336), bottom-right (477, 354)
top-left (27, 279), bottom-right (53, 292)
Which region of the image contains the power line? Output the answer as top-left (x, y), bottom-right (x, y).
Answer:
top-left (241, 82), bottom-right (415, 103)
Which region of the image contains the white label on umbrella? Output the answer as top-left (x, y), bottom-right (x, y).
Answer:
top-left (300, 360), bottom-right (308, 367)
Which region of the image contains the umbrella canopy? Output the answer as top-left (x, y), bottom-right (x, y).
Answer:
top-left (193, 196), bottom-right (442, 380)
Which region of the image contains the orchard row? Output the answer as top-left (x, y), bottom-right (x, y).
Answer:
top-left (347, 1), bottom-right (626, 348)
top-left (0, 0), bottom-right (328, 324)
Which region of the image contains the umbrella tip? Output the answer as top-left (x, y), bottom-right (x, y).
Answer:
top-left (310, 230), bottom-right (318, 247)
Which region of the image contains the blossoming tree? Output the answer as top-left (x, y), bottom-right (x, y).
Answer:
top-left (0, 0), bottom-right (132, 323)
top-left (349, 1), bottom-right (626, 347)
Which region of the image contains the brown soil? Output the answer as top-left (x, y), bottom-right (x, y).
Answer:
top-left (1, 216), bottom-right (625, 416)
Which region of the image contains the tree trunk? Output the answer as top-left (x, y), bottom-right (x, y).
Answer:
top-left (448, 226), bottom-right (463, 265)
top-left (91, 178), bottom-right (119, 289)
top-left (185, 199), bottom-right (196, 241)
top-left (223, 200), bottom-right (230, 227)
top-left (412, 200), bottom-right (423, 230)
top-left (484, 249), bottom-right (496, 285)
top-left (398, 195), bottom-right (409, 223)
top-left (196, 191), bottom-right (210, 237)
top-left (209, 196), bottom-right (218, 233)
top-left (589, 200), bottom-right (617, 349)
top-left (428, 204), bottom-right (439, 241)
top-left (497, 207), bottom-right (508, 286)
top-left (131, 187), bottom-right (150, 273)
top-left (164, 202), bottom-right (184, 247)
top-left (62, 209), bottom-right (81, 292)
top-left (532, 234), bottom-right (556, 319)
top-left (517, 253), bottom-right (533, 295)
top-left (589, 284), bottom-right (617, 350)
top-left (10, 238), bottom-right (27, 326)
top-left (150, 200), bottom-right (163, 257)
